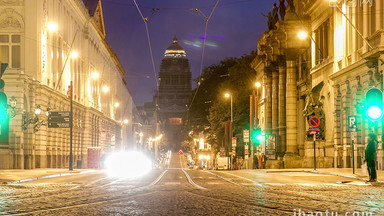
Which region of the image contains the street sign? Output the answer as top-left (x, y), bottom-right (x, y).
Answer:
top-left (308, 116), bottom-right (321, 128)
top-left (48, 111), bottom-right (70, 128)
top-left (244, 144), bottom-right (248, 150)
top-left (348, 115), bottom-right (357, 132)
top-left (232, 137), bottom-right (237, 147)
top-left (50, 112), bottom-right (70, 117)
top-left (48, 122), bottom-right (70, 128)
top-left (67, 84), bottom-right (72, 99)
top-left (309, 128), bottom-right (320, 132)
top-left (308, 131), bottom-right (320, 136)
top-left (243, 130), bottom-right (249, 143)
top-left (245, 149), bottom-right (249, 155)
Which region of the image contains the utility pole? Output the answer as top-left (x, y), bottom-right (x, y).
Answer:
top-left (69, 81), bottom-right (73, 171)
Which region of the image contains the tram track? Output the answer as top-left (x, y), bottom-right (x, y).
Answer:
top-left (204, 171), bottom-right (383, 213)
top-left (1, 170), bottom-right (168, 215)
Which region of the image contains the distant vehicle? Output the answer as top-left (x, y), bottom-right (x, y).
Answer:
top-left (216, 157), bottom-right (230, 170)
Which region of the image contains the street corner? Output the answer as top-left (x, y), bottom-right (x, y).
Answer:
top-left (368, 181), bottom-right (384, 187)
top-left (336, 180), bottom-right (372, 186)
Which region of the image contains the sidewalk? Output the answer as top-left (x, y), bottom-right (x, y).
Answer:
top-left (264, 168), bottom-right (384, 182)
top-left (0, 169), bottom-right (95, 184)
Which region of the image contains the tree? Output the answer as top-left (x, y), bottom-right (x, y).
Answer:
top-left (183, 51), bottom-right (257, 155)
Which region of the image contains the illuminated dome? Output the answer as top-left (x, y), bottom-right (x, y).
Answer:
top-left (164, 36), bottom-right (186, 57)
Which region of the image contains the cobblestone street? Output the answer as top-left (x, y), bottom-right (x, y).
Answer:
top-left (0, 154), bottom-right (383, 215)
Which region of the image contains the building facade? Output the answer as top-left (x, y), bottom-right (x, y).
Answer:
top-left (0, 0), bottom-right (134, 169)
top-left (156, 36), bottom-right (192, 150)
top-left (252, 0), bottom-right (384, 169)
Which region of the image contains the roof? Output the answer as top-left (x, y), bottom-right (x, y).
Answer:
top-left (164, 36), bottom-right (186, 56)
top-left (82, 0), bottom-right (98, 16)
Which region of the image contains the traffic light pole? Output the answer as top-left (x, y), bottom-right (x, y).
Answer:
top-left (352, 133), bottom-right (355, 174)
top-left (313, 134), bottom-right (316, 170)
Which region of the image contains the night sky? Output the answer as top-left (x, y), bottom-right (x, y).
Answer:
top-left (102, 0), bottom-right (272, 106)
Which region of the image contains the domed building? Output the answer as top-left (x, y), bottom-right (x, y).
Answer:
top-left (155, 36), bottom-right (192, 150)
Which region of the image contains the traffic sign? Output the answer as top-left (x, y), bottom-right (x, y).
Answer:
top-left (243, 130), bottom-right (249, 143)
top-left (309, 128), bottom-right (320, 132)
top-left (48, 111), bottom-right (70, 128)
top-left (308, 131), bottom-right (320, 136)
top-left (232, 137), bottom-right (237, 147)
top-left (308, 116), bottom-right (320, 128)
top-left (48, 122), bottom-right (70, 128)
top-left (348, 115), bottom-right (357, 132)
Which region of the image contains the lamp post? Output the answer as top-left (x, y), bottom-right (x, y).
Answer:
top-left (224, 93), bottom-right (233, 169)
top-left (224, 93), bottom-right (233, 122)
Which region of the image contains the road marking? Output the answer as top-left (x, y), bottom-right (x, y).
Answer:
top-left (207, 182), bottom-right (222, 185)
top-left (149, 170), bottom-right (168, 186)
top-left (219, 172), bottom-right (258, 183)
top-left (182, 169), bottom-right (207, 190)
top-left (165, 182), bottom-right (181, 185)
top-left (205, 171), bottom-right (253, 189)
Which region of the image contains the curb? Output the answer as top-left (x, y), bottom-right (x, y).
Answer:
top-left (308, 170), bottom-right (367, 181)
top-left (5, 170), bottom-right (96, 184)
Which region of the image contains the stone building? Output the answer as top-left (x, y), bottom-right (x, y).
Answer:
top-left (155, 36), bottom-right (192, 150)
top-left (252, 0), bottom-right (384, 169)
top-left (0, 0), bottom-right (134, 169)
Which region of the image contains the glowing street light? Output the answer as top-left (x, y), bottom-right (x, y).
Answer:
top-left (123, 119), bottom-right (129, 124)
top-left (102, 85), bottom-right (110, 93)
top-left (255, 82), bottom-right (261, 88)
top-left (47, 22), bottom-right (58, 32)
top-left (91, 72), bottom-right (99, 79)
top-left (298, 31), bottom-right (308, 40)
top-left (34, 105), bottom-right (41, 115)
top-left (70, 51), bottom-right (79, 59)
top-left (114, 102), bottom-right (120, 108)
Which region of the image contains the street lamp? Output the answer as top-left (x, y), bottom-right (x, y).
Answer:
top-left (102, 85), bottom-right (110, 93)
top-left (48, 22), bottom-right (58, 32)
top-left (224, 92), bottom-right (234, 169)
top-left (224, 93), bottom-right (233, 122)
top-left (91, 72), bottom-right (100, 79)
top-left (297, 31), bottom-right (308, 40)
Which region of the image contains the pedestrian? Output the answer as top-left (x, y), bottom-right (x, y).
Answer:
top-left (261, 153), bottom-right (267, 169)
top-left (365, 133), bottom-right (378, 182)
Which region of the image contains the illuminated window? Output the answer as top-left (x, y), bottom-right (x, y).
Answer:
top-left (0, 34), bottom-right (21, 68)
top-left (314, 19), bottom-right (329, 65)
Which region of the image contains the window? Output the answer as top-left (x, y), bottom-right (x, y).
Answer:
top-left (0, 34), bottom-right (21, 68)
top-left (314, 19), bottom-right (329, 65)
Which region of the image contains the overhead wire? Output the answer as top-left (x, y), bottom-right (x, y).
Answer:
top-left (132, 0), bottom-right (159, 90)
top-left (187, 0), bottom-right (221, 112)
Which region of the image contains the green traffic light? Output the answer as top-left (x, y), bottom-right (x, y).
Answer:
top-left (367, 105), bottom-right (382, 120)
top-left (256, 134), bottom-right (263, 141)
top-left (365, 88), bottom-right (383, 121)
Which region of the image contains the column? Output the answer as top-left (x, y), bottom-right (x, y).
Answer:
top-left (264, 67), bottom-right (272, 134)
top-left (286, 58), bottom-right (298, 154)
top-left (278, 57), bottom-right (286, 156)
top-left (363, 3), bottom-right (369, 52)
top-left (376, 0), bottom-right (383, 31)
top-left (334, 85), bottom-right (341, 168)
top-left (272, 63), bottom-right (279, 136)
